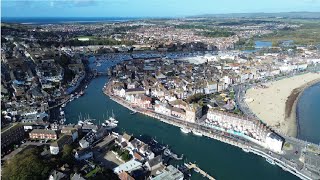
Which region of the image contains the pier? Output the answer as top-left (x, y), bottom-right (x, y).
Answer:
top-left (185, 162), bottom-right (215, 180)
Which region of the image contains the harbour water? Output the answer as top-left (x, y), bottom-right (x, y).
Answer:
top-left (65, 76), bottom-right (298, 180)
top-left (297, 82), bottom-right (320, 144)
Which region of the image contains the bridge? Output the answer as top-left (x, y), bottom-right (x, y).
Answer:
top-left (185, 162), bottom-right (215, 180)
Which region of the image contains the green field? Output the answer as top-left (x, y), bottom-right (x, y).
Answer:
top-left (258, 20), bottom-right (320, 45)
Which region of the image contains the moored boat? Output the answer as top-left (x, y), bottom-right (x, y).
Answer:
top-left (130, 111), bottom-right (137, 115)
top-left (266, 158), bottom-right (275, 165)
top-left (192, 130), bottom-right (203, 136)
top-left (180, 127), bottom-right (191, 134)
top-left (242, 148), bottom-right (250, 153)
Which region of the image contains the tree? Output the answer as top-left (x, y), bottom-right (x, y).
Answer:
top-left (62, 144), bottom-right (74, 163)
top-left (2, 148), bottom-right (52, 180)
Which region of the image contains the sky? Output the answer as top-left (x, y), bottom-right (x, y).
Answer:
top-left (2, 0), bottom-right (320, 18)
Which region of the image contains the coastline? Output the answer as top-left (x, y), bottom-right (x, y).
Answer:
top-left (246, 72), bottom-right (320, 137)
top-left (288, 79), bottom-right (320, 138)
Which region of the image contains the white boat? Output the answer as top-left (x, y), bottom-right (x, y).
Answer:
top-left (192, 130), bottom-right (203, 136)
top-left (130, 111), bottom-right (137, 115)
top-left (78, 120), bottom-right (84, 125)
top-left (61, 103), bottom-right (66, 108)
top-left (266, 158), bottom-right (275, 165)
top-left (180, 127), bottom-right (191, 134)
top-left (105, 122), bottom-right (117, 130)
top-left (96, 62), bottom-right (101, 66)
top-left (242, 148), bottom-right (250, 153)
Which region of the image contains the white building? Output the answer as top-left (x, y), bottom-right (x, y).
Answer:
top-left (265, 132), bottom-right (284, 153)
top-left (113, 159), bottom-right (142, 174)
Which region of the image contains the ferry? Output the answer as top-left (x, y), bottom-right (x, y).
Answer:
top-left (192, 130), bottom-right (203, 136)
top-left (180, 127), bottom-right (191, 134)
top-left (266, 158), bottom-right (275, 165)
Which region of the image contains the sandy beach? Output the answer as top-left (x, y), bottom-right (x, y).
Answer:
top-left (245, 72), bottom-right (320, 137)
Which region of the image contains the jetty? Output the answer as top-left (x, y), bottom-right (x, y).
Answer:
top-left (185, 162), bottom-right (215, 180)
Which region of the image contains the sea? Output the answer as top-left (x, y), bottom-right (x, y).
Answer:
top-left (297, 82), bottom-right (320, 144)
top-left (1, 17), bottom-right (141, 24)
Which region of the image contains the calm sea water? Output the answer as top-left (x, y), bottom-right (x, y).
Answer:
top-left (297, 82), bottom-right (320, 144)
top-left (65, 76), bottom-right (298, 180)
top-left (1, 17), bottom-right (140, 24)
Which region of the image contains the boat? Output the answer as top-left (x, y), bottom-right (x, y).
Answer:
top-left (242, 148), bottom-right (250, 153)
top-left (61, 103), bottom-right (66, 108)
top-left (266, 158), bottom-right (275, 165)
top-left (130, 111), bottom-right (137, 115)
top-left (108, 110), bottom-right (118, 123)
top-left (104, 121), bottom-right (117, 130)
top-left (79, 91), bottom-right (84, 96)
top-left (96, 62), bottom-right (101, 66)
top-left (180, 127), bottom-right (191, 134)
top-left (192, 130), bottom-right (203, 136)
top-left (193, 168), bottom-right (200, 173)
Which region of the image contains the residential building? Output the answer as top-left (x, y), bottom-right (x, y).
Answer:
top-left (29, 129), bottom-right (58, 140)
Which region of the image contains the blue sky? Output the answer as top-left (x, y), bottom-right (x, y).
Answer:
top-left (2, 0), bottom-right (320, 17)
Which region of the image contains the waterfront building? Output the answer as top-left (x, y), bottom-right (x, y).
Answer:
top-left (206, 109), bottom-right (276, 150)
top-left (145, 155), bottom-right (163, 171)
top-left (114, 159), bottom-right (143, 174)
top-left (61, 127), bottom-right (79, 142)
top-left (29, 129), bottom-right (58, 140)
top-left (150, 165), bottom-right (184, 180)
top-left (265, 132), bottom-right (284, 153)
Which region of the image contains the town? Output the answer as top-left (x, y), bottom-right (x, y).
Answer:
top-left (1, 15), bottom-right (320, 180)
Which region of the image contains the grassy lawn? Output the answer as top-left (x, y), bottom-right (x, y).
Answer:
top-left (85, 166), bottom-right (101, 178)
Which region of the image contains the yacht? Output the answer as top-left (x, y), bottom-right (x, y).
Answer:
top-left (107, 110), bottom-right (118, 123)
top-left (266, 158), bottom-right (275, 165)
top-left (180, 127), bottom-right (191, 134)
top-left (192, 130), bottom-right (203, 136)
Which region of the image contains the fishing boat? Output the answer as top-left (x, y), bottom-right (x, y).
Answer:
top-left (192, 130), bottom-right (203, 136)
top-left (180, 127), bottom-right (191, 134)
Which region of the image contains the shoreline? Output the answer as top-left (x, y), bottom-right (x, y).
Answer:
top-left (246, 72), bottom-right (320, 137)
top-left (288, 79), bottom-right (320, 138)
